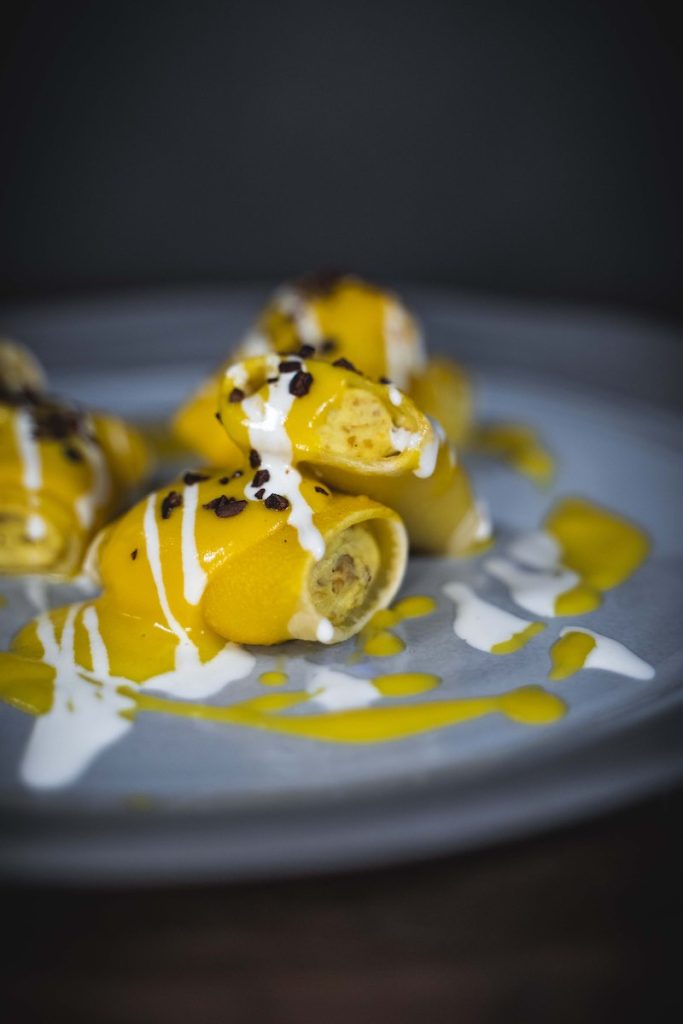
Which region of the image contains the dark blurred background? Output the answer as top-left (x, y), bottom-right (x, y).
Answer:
top-left (1, 0), bottom-right (682, 319)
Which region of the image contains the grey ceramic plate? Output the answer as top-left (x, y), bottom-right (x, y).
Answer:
top-left (0, 288), bottom-right (682, 885)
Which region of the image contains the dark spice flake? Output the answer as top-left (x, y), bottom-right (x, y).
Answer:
top-left (314, 486), bottom-right (329, 496)
top-left (228, 387), bottom-right (245, 403)
top-left (289, 370), bottom-right (314, 398)
top-left (254, 488), bottom-right (266, 500)
top-left (296, 269), bottom-right (343, 297)
top-left (265, 493), bottom-right (289, 511)
top-left (249, 449), bottom-right (261, 469)
top-left (278, 359), bottom-right (302, 374)
top-left (298, 344), bottom-right (315, 358)
top-left (183, 471), bottom-right (210, 486)
top-left (203, 495), bottom-right (248, 518)
top-left (332, 357), bottom-right (359, 374)
top-left (63, 445), bottom-right (83, 463)
top-left (320, 338), bottom-right (337, 354)
top-left (161, 490), bottom-right (183, 519)
top-left (252, 468), bottom-right (270, 488)
top-left (131, 548), bottom-right (138, 560)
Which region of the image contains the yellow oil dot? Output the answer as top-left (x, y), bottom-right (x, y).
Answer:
top-left (259, 670), bottom-right (288, 687)
top-left (363, 631), bottom-right (405, 657)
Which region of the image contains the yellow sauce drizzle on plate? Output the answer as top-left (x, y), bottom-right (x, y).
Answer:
top-left (471, 423), bottom-right (555, 486)
top-left (127, 683), bottom-right (565, 744)
top-left (545, 497), bottom-right (650, 592)
top-left (491, 621), bottom-right (546, 655)
top-left (258, 670), bottom-right (289, 686)
top-left (548, 631), bottom-right (597, 681)
top-left (358, 594), bottom-right (437, 658)
top-left (372, 672), bottom-right (440, 697)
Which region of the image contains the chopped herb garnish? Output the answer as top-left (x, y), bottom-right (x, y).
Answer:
top-left (265, 493), bottom-right (289, 511)
top-left (161, 490), bottom-right (183, 519)
top-left (202, 495), bottom-right (248, 518)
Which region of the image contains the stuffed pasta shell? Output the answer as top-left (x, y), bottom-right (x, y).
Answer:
top-left (0, 341), bottom-right (150, 576)
top-left (172, 272), bottom-right (472, 464)
top-left (51, 465), bottom-right (408, 675)
top-left (218, 354), bottom-right (482, 556)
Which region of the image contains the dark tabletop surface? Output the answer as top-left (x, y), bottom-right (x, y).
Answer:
top-left (3, 785), bottom-right (680, 1024)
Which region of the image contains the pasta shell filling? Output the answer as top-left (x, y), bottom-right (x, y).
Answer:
top-left (318, 389), bottom-right (403, 460)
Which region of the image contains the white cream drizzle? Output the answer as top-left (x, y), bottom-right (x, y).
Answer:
top-left (274, 286), bottom-right (321, 345)
top-left (237, 330), bottom-right (271, 358)
top-left (307, 667), bottom-right (379, 711)
top-left (144, 493), bottom-right (192, 655)
top-left (388, 386), bottom-right (403, 407)
top-left (415, 424), bottom-right (440, 479)
top-left (19, 597), bottom-right (255, 789)
top-left (74, 428), bottom-right (111, 530)
top-left (235, 355), bottom-right (325, 560)
top-left (507, 530), bottom-right (561, 571)
top-left (316, 618), bottom-right (334, 643)
top-left (388, 421), bottom-right (438, 479)
top-left (558, 627), bottom-right (655, 680)
top-left (443, 582), bottom-right (539, 653)
top-left (474, 499), bottom-right (493, 543)
top-left (13, 409), bottom-right (42, 490)
top-left (383, 300), bottom-right (426, 389)
top-left (20, 605), bottom-right (134, 789)
top-left (25, 514), bottom-right (47, 541)
top-left (485, 557), bottom-right (578, 618)
top-left (181, 483), bottom-right (206, 606)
